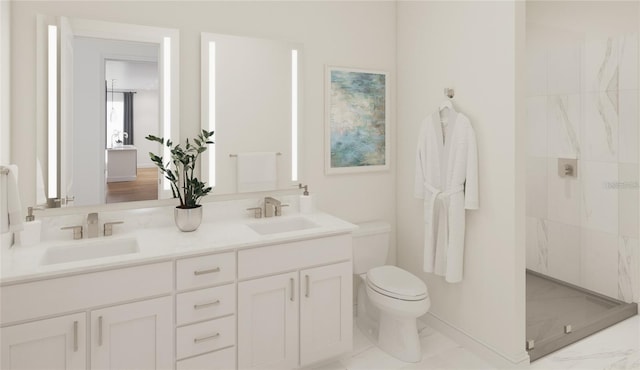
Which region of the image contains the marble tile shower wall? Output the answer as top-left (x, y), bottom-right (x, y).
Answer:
top-left (526, 32), bottom-right (640, 303)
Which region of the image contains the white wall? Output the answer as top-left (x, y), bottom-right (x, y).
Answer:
top-left (10, 1), bottom-right (397, 255)
top-left (134, 90), bottom-right (159, 168)
top-left (525, 1), bottom-right (640, 304)
top-left (397, 1), bottom-right (528, 365)
top-left (0, 0), bottom-right (9, 165)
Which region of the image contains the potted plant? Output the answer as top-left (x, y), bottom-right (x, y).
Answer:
top-left (146, 130), bottom-right (214, 231)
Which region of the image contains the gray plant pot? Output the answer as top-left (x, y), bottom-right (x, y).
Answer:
top-left (174, 205), bottom-right (203, 232)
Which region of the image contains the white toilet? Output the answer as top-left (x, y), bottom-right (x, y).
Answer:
top-left (353, 221), bottom-right (430, 363)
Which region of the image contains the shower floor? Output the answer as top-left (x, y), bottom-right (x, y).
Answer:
top-left (526, 270), bottom-right (638, 361)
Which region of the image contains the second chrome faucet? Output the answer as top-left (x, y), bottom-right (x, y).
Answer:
top-left (61, 212), bottom-right (123, 240)
top-left (247, 197), bottom-right (289, 219)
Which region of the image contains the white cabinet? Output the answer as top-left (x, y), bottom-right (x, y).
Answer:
top-left (300, 262), bottom-right (353, 366)
top-left (1, 229), bottom-right (352, 370)
top-left (1, 262), bottom-right (172, 370)
top-left (238, 234), bottom-right (353, 369)
top-left (238, 271), bottom-right (299, 370)
top-left (175, 252), bottom-right (237, 369)
top-left (91, 296), bottom-right (172, 370)
top-left (1, 313), bottom-right (86, 370)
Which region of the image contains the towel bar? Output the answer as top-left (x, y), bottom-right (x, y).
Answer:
top-left (229, 152), bottom-right (282, 158)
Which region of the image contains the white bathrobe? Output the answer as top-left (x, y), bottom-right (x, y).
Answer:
top-left (414, 109), bottom-right (478, 283)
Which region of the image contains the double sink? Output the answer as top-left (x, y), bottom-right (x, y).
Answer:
top-left (40, 216), bottom-right (320, 266)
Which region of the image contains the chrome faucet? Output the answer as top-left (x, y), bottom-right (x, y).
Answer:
top-left (87, 213), bottom-right (99, 238)
top-left (264, 197), bottom-right (281, 218)
top-left (264, 197), bottom-right (289, 217)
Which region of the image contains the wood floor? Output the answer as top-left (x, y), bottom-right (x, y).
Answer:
top-left (106, 167), bottom-right (158, 203)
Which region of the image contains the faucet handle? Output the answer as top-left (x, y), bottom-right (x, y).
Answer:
top-left (103, 221), bottom-right (124, 237)
top-left (246, 207), bottom-right (263, 219)
top-left (275, 204), bottom-right (290, 217)
top-left (61, 225), bottom-right (83, 240)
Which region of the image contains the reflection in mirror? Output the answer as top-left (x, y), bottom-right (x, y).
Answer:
top-left (201, 33), bottom-right (302, 195)
top-left (37, 17), bottom-right (180, 208)
top-left (105, 59), bottom-right (159, 203)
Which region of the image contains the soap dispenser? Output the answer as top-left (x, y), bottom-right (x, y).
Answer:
top-left (298, 184), bottom-right (314, 214)
top-left (19, 207), bottom-right (42, 246)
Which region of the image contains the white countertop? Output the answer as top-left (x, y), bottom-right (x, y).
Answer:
top-left (1, 212), bottom-right (357, 285)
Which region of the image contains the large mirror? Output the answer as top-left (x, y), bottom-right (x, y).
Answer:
top-left (36, 18), bottom-right (303, 208)
top-left (36, 16), bottom-right (180, 208)
top-left (201, 32), bottom-right (302, 195)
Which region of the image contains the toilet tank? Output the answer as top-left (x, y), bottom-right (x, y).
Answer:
top-left (352, 221), bottom-right (392, 275)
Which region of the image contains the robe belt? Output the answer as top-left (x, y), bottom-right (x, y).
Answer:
top-left (424, 183), bottom-right (465, 252)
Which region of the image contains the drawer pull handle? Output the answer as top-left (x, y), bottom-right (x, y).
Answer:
top-left (305, 274), bottom-right (310, 298)
top-left (194, 267), bottom-right (221, 276)
top-left (194, 332), bottom-right (220, 344)
top-left (73, 321), bottom-right (78, 352)
top-left (98, 316), bottom-right (103, 346)
top-left (193, 300), bottom-right (221, 310)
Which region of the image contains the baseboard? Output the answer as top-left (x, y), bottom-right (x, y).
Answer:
top-left (421, 312), bottom-right (530, 369)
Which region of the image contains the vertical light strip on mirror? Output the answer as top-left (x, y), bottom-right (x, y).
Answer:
top-left (47, 25), bottom-right (58, 198)
top-left (208, 41), bottom-right (216, 187)
top-left (291, 49), bottom-right (298, 182)
top-left (162, 36), bottom-right (171, 190)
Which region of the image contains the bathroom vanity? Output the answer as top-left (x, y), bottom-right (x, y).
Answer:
top-left (0, 210), bottom-right (355, 370)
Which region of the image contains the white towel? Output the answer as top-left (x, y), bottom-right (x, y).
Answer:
top-left (4, 165), bottom-right (23, 232)
top-left (236, 152), bottom-right (278, 193)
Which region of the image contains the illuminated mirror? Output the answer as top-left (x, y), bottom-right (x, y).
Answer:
top-left (37, 16), bottom-right (179, 208)
top-left (201, 32), bottom-right (302, 195)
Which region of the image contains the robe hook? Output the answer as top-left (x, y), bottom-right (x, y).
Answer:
top-left (444, 88), bottom-right (455, 99)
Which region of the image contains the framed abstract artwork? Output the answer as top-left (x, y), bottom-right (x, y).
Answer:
top-left (325, 66), bottom-right (390, 174)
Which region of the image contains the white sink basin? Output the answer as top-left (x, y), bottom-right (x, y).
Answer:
top-left (41, 237), bottom-right (139, 265)
top-left (247, 216), bottom-right (319, 235)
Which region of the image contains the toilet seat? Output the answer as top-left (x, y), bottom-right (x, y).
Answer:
top-left (366, 265), bottom-right (428, 301)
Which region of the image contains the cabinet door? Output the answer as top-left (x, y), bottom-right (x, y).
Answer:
top-left (238, 272), bottom-right (298, 369)
top-left (300, 262), bottom-right (353, 366)
top-left (1, 313), bottom-right (86, 370)
top-left (91, 296), bottom-right (172, 370)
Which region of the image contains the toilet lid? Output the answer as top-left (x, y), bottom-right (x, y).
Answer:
top-left (366, 265), bottom-right (428, 301)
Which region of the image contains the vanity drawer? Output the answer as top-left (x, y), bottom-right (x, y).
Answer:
top-left (176, 252), bottom-right (235, 291)
top-left (176, 315), bottom-right (235, 360)
top-left (238, 234), bottom-right (351, 279)
top-left (176, 346), bottom-right (235, 370)
top-left (176, 284), bottom-right (235, 325)
top-left (1, 262), bottom-right (172, 325)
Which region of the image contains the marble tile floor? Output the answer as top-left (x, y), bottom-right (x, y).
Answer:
top-left (529, 315), bottom-right (639, 370)
top-left (314, 315), bottom-right (639, 370)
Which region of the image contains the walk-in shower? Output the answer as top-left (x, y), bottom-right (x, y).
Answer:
top-left (526, 271), bottom-right (637, 360)
top-left (525, 1), bottom-right (639, 361)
